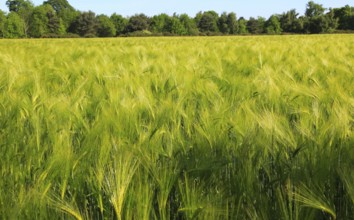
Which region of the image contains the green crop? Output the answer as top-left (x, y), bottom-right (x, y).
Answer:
top-left (0, 35), bottom-right (353, 219)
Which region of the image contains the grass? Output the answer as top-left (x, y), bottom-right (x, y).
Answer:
top-left (0, 35), bottom-right (353, 219)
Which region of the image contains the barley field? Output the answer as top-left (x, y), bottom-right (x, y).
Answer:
top-left (0, 35), bottom-right (353, 219)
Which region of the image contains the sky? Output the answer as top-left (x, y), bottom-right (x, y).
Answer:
top-left (1, 0), bottom-right (353, 19)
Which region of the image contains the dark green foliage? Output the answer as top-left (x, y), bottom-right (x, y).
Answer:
top-left (29, 5), bottom-right (49, 37)
top-left (6, 0), bottom-right (33, 37)
top-left (97, 14), bottom-right (116, 37)
top-left (0, 10), bottom-right (6, 38)
top-left (47, 10), bottom-right (65, 35)
top-left (265, 15), bottom-right (282, 34)
top-left (43, 0), bottom-right (74, 13)
top-left (149, 13), bottom-right (170, 33)
top-left (43, 0), bottom-right (77, 31)
top-left (1, 1), bottom-right (354, 38)
top-left (304, 1), bottom-right (339, 33)
top-left (6, 0), bottom-right (33, 12)
top-left (126, 13), bottom-right (150, 33)
top-left (110, 13), bottom-right (128, 35)
top-left (179, 13), bottom-right (198, 35)
top-left (237, 17), bottom-right (248, 34)
top-left (305, 1), bottom-right (326, 18)
top-left (218, 12), bottom-right (229, 34)
top-left (198, 11), bottom-right (219, 33)
top-left (325, 9), bottom-right (339, 32)
top-left (69, 11), bottom-right (98, 37)
top-left (29, 4), bottom-right (64, 37)
top-left (227, 12), bottom-right (238, 34)
top-left (333, 5), bottom-right (354, 30)
top-left (4, 12), bottom-right (25, 38)
top-left (247, 17), bottom-right (265, 34)
top-left (216, 12), bottom-right (239, 35)
top-left (165, 15), bottom-right (187, 35)
top-left (304, 12), bottom-right (339, 33)
top-left (280, 9), bottom-right (299, 33)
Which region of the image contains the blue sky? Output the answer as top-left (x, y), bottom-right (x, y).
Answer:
top-left (1, 0), bottom-right (353, 18)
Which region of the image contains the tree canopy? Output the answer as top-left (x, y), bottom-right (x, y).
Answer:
top-left (0, 1), bottom-right (353, 38)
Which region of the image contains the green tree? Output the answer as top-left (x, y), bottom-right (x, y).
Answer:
top-left (97, 14), bottom-right (116, 37)
top-left (194, 11), bottom-right (203, 27)
top-left (218, 12), bottom-right (229, 34)
top-left (126, 14), bottom-right (149, 33)
top-left (227, 12), bottom-right (238, 34)
top-left (293, 16), bottom-right (306, 33)
top-left (6, 0), bottom-right (33, 37)
top-left (43, 0), bottom-right (74, 13)
top-left (304, 1), bottom-right (338, 33)
top-left (179, 13), bottom-right (198, 35)
top-left (29, 4), bottom-right (59, 37)
top-left (4, 12), bottom-right (25, 38)
top-left (0, 10), bottom-right (6, 38)
top-left (305, 1), bottom-right (325, 18)
top-left (165, 15), bottom-right (186, 35)
top-left (325, 9), bottom-right (339, 32)
top-left (69, 11), bottom-right (98, 37)
top-left (280, 9), bottom-right (299, 33)
top-left (44, 0), bottom-right (77, 31)
top-left (47, 10), bottom-right (66, 35)
top-left (349, 8), bottom-right (354, 30)
top-left (149, 13), bottom-right (169, 33)
top-left (247, 17), bottom-right (265, 34)
top-left (265, 15), bottom-right (282, 34)
top-left (238, 17), bottom-right (248, 34)
top-left (6, 0), bottom-right (33, 12)
top-left (333, 5), bottom-right (354, 30)
top-left (304, 15), bottom-right (338, 33)
top-left (198, 11), bottom-right (219, 33)
top-left (110, 13), bottom-right (128, 35)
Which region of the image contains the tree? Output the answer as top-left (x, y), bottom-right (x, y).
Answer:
top-left (304, 1), bottom-right (338, 33)
top-left (110, 13), bottom-right (128, 35)
top-left (304, 15), bottom-right (338, 33)
top-left (0, 10), bottom-right (6, 38)
top-left (265, 15), bottom-right (282, 34)
top-left (6, 0), bottom-right (34, 37)
top-left (305, 1), bottom-right (325, 18)
top-left (194, 11), bottom-right (203, 27)
top-left (165, 15), bottom-right (187, 35)
top-left (29, 5), bottom-right (49, 37)
top-left (29, 4), bottom-right (61, 37)
top-left (247, 17), bottom-right (265, 34)
top-left (333, 5), bottom-right (354, 30)
top-left (69, 11), bottom-right (98, 37)
top-left (238, 17), bottom-right (248, 34)
top-left (149, 13), bottom-right (169, 33)
top-left (179, 13), bottom-right (199, 35)
top-left (97, 14), bottom-right (116, 37)
top-left (280, 9), bottom-right (299, 33)
top-left (4, 12), bottom-right (25, 38)
top-left (47, 9), bottom-right (66, 35)
top-left (350, 13), bottom-right (354, 30)
top-left (217, 12), bottom-right (239, 35)
top-left (6, 0), bottom-right (33, 12)
top-left (43, 0), bottom-right (74, 13)
top-left (227, 12), bottom-right (238, 34)
top-left (44, 0), bottom-right (77, 31)
top-left (198, 11), bottom-right (219, 33)
top-left (325, 9), bottom-right (339, 32)
top-left (293, 16), bottom-right (306, 33)
top-left (126, 14), bottom-right (149, 33)
top-left (218, 12), bottom-right (229, 34)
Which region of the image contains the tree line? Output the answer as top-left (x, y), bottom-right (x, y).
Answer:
top-left (0, 0), bottom-right (353, 38)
